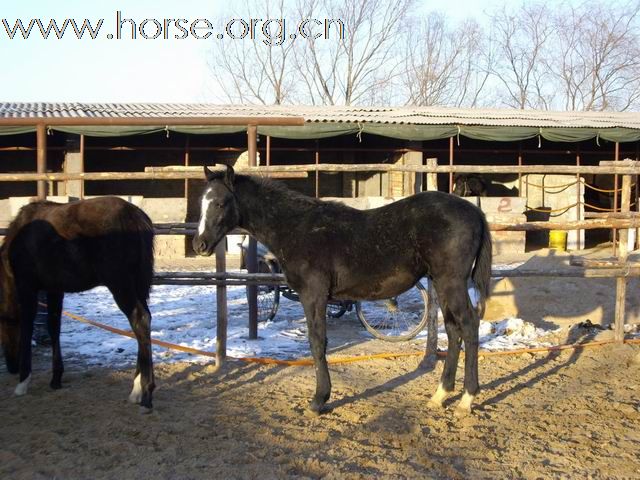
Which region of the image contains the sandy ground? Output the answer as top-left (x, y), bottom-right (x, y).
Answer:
top-left (1, 247), bottom-right (640, 479)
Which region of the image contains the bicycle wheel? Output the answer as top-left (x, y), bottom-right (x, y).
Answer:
top-left (356, 281), bottom-right (430, 342)
top-left (247, 259), bottom-right (280, 322)
top-left (326, 301), bottom-right (348, 318)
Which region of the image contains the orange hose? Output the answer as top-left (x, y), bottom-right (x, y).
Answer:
top-left (56, 307), bottom-right (640, 366)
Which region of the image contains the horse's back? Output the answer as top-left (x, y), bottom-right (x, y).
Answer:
top-left (4, 197), bottom-right (154, 295)
top-left (289, 191), bottom-right (487, 300)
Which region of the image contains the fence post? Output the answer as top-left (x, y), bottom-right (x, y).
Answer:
top-left (215, 240), bottom-right (228, 366)
top-left (247, 125), bottom-right (259, 339)
top-left (614, 172), bottom-right (631, 342)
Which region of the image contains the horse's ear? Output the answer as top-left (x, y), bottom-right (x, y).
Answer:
top-left (223, 164), bottom-right (235, 188)
top-left (204, 165), bottom-right (216, 182)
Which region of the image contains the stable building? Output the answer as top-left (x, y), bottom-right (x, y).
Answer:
top-left (1, 103), bottom-right (638, 256)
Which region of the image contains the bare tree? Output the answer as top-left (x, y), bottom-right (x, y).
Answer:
top-left (403, 13), bottom-right (492, 107)
top-left (293, 0), bottom-right (414, 105)
top-left (548, 1), bottom-right (640, 111)
top-left (209, 0), bottom-right (297, 105)
top-left (487, 3), bottom-right (554, 109)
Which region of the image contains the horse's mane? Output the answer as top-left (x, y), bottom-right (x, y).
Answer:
top-left (239, 174), bottom-right (356, 214)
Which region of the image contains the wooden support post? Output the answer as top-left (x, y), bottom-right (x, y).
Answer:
top-left (79, 135), bottom-right (85, 198)
top-left (266, 135), bottom-right (271, 166)
top-left (448, 136), bottom-right (454, 193)
top-left (184, 136), bottom-right (190, 202)
top-left (425, 158), bottom-right (438, 191)
top-left (613, 143), bottom-right (620, 255)
top-left (215, 240), bottom-right (228, 366)
top-left (614, 173), bottom-right (631, 342)
top-left (36, 123), bottom-right (47, 199)
top-left (247, 125), bottom-right (259, 340)
top-left (315, 140), bottom-right (320, 198)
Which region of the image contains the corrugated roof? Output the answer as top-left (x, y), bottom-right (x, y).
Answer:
top-left (1, 102), bottom-right (639, 129)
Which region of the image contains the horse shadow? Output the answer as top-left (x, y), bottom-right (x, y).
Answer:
top-left (488, 249), bottom-right (640, 333)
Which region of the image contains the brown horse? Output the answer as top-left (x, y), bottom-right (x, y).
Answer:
top-left (0, 197), bottom-right (156, 411)
top-left (193, 165), bottom-right (492, 415)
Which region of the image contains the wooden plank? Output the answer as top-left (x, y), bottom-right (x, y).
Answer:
top-left (2, 163), bottom-right (640, 183)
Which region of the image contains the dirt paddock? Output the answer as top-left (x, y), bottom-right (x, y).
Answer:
top-left (1, 338), bottom-right (639, 479)
top-left (2, 248), bottom-right (640, 479)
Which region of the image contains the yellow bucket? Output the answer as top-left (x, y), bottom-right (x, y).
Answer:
top-left (549, 230), bottom-right (567, 251)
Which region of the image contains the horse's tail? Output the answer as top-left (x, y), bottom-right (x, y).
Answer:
top-left (472, 214), bottom-right (492, 318)
top-left (136, 209), bottom-right (155, 301)
top-left (121, 203), bottom-right (155, 301)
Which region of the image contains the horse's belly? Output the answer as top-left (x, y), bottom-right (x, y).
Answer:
top-left (332, 269), bottom-right (419, 301)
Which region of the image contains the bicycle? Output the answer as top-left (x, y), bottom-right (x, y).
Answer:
top-left (239, 237), bottom-right (430, 342)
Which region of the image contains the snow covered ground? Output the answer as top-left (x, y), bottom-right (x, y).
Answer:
top-left (55, 270), bottom-right (557, 368)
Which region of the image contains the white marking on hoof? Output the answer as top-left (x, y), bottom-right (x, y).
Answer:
top-left (455, 392), bottom-right (475, 416)
top-left (14, 374), bottom-right (32, 396)
top-left (428, 383), bottom-right (449, 409)
top-left (128, 374), bottom-right (142, 404)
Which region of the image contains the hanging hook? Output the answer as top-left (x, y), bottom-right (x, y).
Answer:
top-left (356, 122), bottom-right (364, 143)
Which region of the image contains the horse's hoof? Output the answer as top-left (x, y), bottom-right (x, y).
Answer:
top-left (139, 405), bottom-right (153, 415)
top-left (454, 405), bottom-right (472, 417)
top-left (50, 381), bottom-right (62, 390)
top-left (14, 374), bottom-right (32, 396)
top-left (428, 399), bottom-right (445, 409)
top-left (454, 392), bottom-right (475, 416)
top-left (307, 399), bottom-right (327, 415)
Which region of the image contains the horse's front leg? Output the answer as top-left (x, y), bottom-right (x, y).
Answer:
top-left (15, 286), bottom-right (37, 396)
top-left (300, 288), bottom-right (331, 414)
top-left (47, 291), bottom-right (64, 389)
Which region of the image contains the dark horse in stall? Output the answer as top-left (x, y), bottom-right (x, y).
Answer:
top-left (193, 165), bottom-right (492, 415)
top-left (0, 197), bottom-right (156, 411)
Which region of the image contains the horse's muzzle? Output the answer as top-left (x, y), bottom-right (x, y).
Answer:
top-left (192, 236), bottom-right (215, 257)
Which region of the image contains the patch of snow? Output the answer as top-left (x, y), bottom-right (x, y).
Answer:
top-left (56, 271), bottom-right (551, 368)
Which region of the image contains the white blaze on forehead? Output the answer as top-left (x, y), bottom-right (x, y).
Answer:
top-left (198, 188), bottom-right (213, 236)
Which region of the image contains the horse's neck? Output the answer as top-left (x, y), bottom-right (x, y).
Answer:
top-left (236, 176), bottom-right (312, 253)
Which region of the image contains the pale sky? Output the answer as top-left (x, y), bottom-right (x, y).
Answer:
top-left (0, 0), bottom-right (557, 103)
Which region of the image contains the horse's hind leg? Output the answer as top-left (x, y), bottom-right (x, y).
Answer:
top-left (47, 291), bottom-right (64, 389)
top-left (129, 300), bottom-right (154, 411)
top-left (429, 281), bottom-right (480, 415)
top-left (14, 285), bottom-right (37, 396)
top-left (457, 310), bottom-right (480, 415)
top-left (299, 288), bottom-right (331, 414)
top-left (429, 308), bottom-right (462, 409)
top-left (109, 287), bottom-right (155, 412)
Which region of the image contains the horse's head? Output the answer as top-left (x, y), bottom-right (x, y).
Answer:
top-left (453, 174), bottom-right (487, 197)
top-left (192, 164), bottom-right (241, 256)
top-left (0, 249), bottom-right (19, 374)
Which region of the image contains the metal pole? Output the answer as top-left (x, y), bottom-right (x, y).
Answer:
top-left (36, 123), bottom-right (47, 199)
top-left (215, 241), bottom-right (227, 366)
top-left (247, 125), bottom-right (259, 340)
